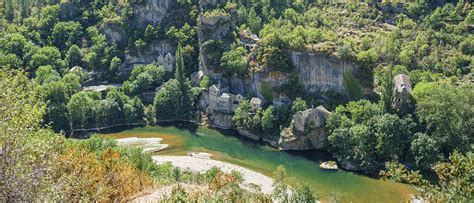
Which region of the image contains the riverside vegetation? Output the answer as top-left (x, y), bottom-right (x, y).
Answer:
top-left (0, 0), bottom-right (473, 202)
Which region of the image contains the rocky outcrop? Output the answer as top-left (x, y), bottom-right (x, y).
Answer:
top-left (133, 0), bottom-right (174, 29)
top-left (122, 40), bottom-right (175, 72)
top-left (198, 10), bottom-right (237, 75)
top-left (199, 0), bottom-right (227, 10)
top-left (279, 106), bottom-right (331, 150)
top-left (102, 23), bottom-right (126, 45)
top-left (208, 113), bottom-right (233, 129)
top-left (237, 127), bottom-right (260, 140)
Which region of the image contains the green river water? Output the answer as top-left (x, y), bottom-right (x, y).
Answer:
top-left (100, 125), bottom-right (415, 202)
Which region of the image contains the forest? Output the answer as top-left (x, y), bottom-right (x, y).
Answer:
top-left (0, 0), bottom-right (472, 202)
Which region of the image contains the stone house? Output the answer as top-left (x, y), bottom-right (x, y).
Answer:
top-left (279, 105), bottom-right (332, 150)
top-left (208, 83), bottom-right (243, 114)
top-left (393, 74), bottom-right (414, 113)
top-left (250, 97), bottom-right (263, 111)
top-left (272, 94), bottom-right (291, 107)
top-left (191, 71), bottom-right (205, 87)
top-left (238, 30), bottom-right (260, 51)
top-left (156, 53), bottom-right (175, 72)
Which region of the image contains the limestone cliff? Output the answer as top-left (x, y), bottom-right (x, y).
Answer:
top-left (235, 52), bottom-right (369, 101)
top-left (133, 0), bottom-right (174, 29)
top-left (290, 52), bottom-right (361, 93)
top-left (198, 9), bottom-right (237, 75)
top-left (122, 40), bottom-right (176, 72)
top-left (279, 106), bottom-right (331, 150)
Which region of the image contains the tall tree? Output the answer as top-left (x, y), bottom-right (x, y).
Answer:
top-left (175, 43), bottom-right (186, 89)
top-left (378, 66), bottom-right (395, 113)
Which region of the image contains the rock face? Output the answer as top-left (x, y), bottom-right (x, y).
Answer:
top-left (290, 51), bottom-right (360, 93)
top-left (102, 23), bottom-right (126, 45)
top-left (198, 10), bottom-right (237, 75)
top-left (122, 40), bottom-right (175, 72)
top-left (279, 106), bottom-right (331, 150)
top-left (133, 0), bottom-right (174, 29)
top-left (208, 113), bottom-right (234, 129)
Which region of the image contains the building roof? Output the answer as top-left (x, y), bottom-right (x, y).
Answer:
top-left (394, 74), bottom-right (412, 93)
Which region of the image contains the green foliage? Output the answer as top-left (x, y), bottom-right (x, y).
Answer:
top-left (343, 71), bottom-right (364, 101)
top-left (199, 75), bottom-right (213, 88)
top-left (153, 43), bottom-right (196, 121)
top-left (260, 82), bottom-right (273, 101)
top-left (291, 97), bottom-right (307, 113)
top-left (51, 21), bottom-right (82, 50)
top-left (376, 66), bottom-right (395, 113)
top-left (382, 151), bottom-right (473, 202)
top-left (220, 46), bottom-right (248, 76)
top-left (412, 82), bottom-right (473, 153)
top-left (327, 100), bottom-right (416, 171)
top-left (410, 133), bottom-right (442, 169)
top-left (261, 106), bottom-right (275, 133)
top-left (66, 45), bottom-right (82, 68)
top-left (123, 64), bottom-right (165, 96)
top-left (67, 89), bottom-right (144, 129)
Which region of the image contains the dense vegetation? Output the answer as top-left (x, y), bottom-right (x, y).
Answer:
top-left (0, 0), bottom-right (472, 201)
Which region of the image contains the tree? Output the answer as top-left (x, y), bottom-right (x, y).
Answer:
top-left (376, 66), bottom-right (395, 113)
top-left (0, 69), bottom-right (62, 201)
top-left (412, 82), bottom-right (473, 153)
top-left (51, 21), bottom-right (83, 50)
top-left (291, 183), bottom-right (319, 203)
top-left (67, 91), bottom-right (97, 129)
top-left (66, 45), bottom-right (82, 67)
top-left (42, 81), bottom-right (71, 132)
top-left (410, 133), bottom-right (442, 169)
top-left (272, 165), bottom-right (289, 202)
top-left (371, 114), bottom-right (414, 161)
top-left (35, 65), bottom-right (61, 85)
top-left (291, 97), bottom-right (307, 113)
top-left (247, 7), bottom-right (262, 34)
top-left (382, 151), bottom-right (473, 202)
top-left (261, 106), bottom-right (275, 133)
top-left (29, 46), bottom-right (64, 72)
top-left (109, 56), bottom-right (121, 78)
top-left (220, 46), bottom-right (248, 76)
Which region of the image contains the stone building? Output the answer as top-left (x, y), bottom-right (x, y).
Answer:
top-left (393, 74), bottom-right (414, 114)
top-left (279, 106), bottom-right (332, 150)
top-left (238, 30), bottom-right (260, 51)
top-left (208, 83), bottom-right (243, 114)
top-left (191, 71), bottom-right (205, 87)
top-left (156, 53), bottom-right (175, 72)
top-left (250, 97), bottom-right (263, 111)
top-left (272, 94), bottom-right (291, 107)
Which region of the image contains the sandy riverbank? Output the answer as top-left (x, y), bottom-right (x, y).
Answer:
top-left (152, 155), bottom-right (274, 194)
top-left (117, 137), bottom-right (168, 152)
top-left (116, 138), bottom-right (275, 194)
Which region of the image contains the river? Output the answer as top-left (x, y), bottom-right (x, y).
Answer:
top-left (99, 125), bottom-right (415, 202)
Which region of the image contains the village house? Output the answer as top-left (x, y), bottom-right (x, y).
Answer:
top-left (156, 53), bottom-right (175, 72)
top-left (272, 94), bottom-right (291, 107)
top-left (191, 70), bottom-right (205, 87)
top-left (250, 97), bottom-right (263, 111)
top-left (238, 30), bottom-right (260, 51)
top-left (393, 74), bottom-right (414, 114)
top-left (208, 82), bottom-right (244, 114)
